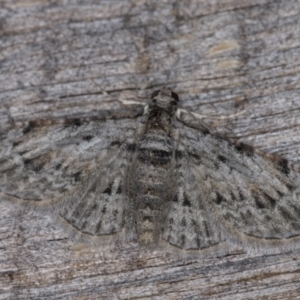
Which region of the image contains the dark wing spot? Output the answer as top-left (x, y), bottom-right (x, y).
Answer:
top-left (190, 152), bottom-right (201, 161)
top-left (171, 92), bottom-right (179, 103)
top-left (72, 172), bottom-right (81, 182)
top-left (90, 202), bottom-right (98, 212)
top-left (286, 183), bottom-right (295, 192)
top-left (12, 141), bottom-right (21, 147)
top-left (82, 135), bottom-right (94, 141)
top-left (143, 216), bottom-right (154, 222)
top-left (201, 128), bottom-right (210, 135)
top-left (218, 155), bottom-right (227, 163)
top-left (110, 226), bottom-right (117, 234)
top-left (127, 143), bottom-right (136, 152)
top-left (89, 183), bottom-right (97, 193)
top-left (238, 191), bottom-right (245, 201)
top-left (65, 118), bottom-right (82, 127)
top-left (111, 140), bottom-right (121, 146)
top-left (153, 149), bottom-right (171, 159)
top-left (264, 214), bottom-right (272, 221)
top-left (214, 162), bottom-right (219, 170)
top-left (137, 149), bottom-right (148, 163)
top-left (103, 182), bottom-right (113, 195)
top-left (18, 150), bottom-right (28, 156)
top-left (95, 221), bottom-right (102, 234)
top-left (214, 191), bottom-right (226, 205)
top-left (55, 163), bottom-right (62, 170)
top-left (234, 143), bottom-right (254, 157)
top-left (116, 184), bottom-right (122, 194)
top-left (276, 157), bottom-right (290, 175)
top-left (173, 194), bottom-right (178, 202)
top-left (181, 217), bottom-right (187, 227)
top-left (254, 197), bottom-right (265, 209)
top-left (4, 271), bottom-right (14, 281)
top-left (102, 205), bottom-right (107, 214)
top-left (276, 190), bottom-right (284, 197)
top-left (23, 121), bottom-right (38, 134)
top-left (191, 219), bottom-right (197, 228)
top-left (175, 150), bottom-right (183, 160)
top-left (183, 193), bottom-right (191, 207)
top-left (24, 154), bottom-right (51, 172)
top-left (263, 193), bottom-right (276, 208)
top-left (139, 149), bottom-right (171, 165)
top-left (230, 191), bottom-right (236, 201)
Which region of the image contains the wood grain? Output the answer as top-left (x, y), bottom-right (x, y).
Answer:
top-left (1, 0), bottom-right (300, 299)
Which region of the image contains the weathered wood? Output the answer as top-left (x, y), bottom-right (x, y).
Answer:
top-left (1, 0), bottom-right (300, 299)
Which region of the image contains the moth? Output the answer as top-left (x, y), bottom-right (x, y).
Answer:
top-left (1, 87), bottom-right (300, 254)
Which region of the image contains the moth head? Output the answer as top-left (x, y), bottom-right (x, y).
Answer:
top-left (150, 87), bottom-right (179, 111)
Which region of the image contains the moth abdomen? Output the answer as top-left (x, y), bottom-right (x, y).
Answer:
top-left (128, 88), bottom-right (177, 248)
top-left (135, 194), bottom-right (164, 248)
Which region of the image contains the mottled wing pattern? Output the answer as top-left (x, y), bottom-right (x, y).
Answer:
top-left (177, 121), bottom-right (300, 250)
top-left (58, 141), bottom-right (130, 236)
top-left (0, 119), bottom-right (137, 236)
top-left (162, 142), bottom-right (224, 250)
top-left (2, 87), bottom-right (300, 254)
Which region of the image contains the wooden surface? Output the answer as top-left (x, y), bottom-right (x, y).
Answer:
top-left (1, 0), bottom-right (300, 299)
